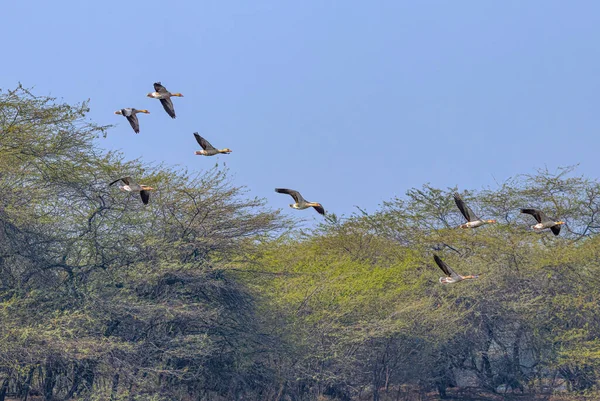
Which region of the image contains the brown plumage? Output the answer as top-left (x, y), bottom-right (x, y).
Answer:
top-left (275, 188), bottom-right (325, 215)
top-left (433, 254), bottom-right (479, 284)
top-left (146, 82), bottom-right (183, 118)
top-left (109, 177), bottom-right (154, 205)
top-left (114, 108), bottom-right (150, 134)
top-left (521, 208), bottom-right (565, 236)
top-left (453, 192), bottom-right (496, 229)
top-left (194, 133), bottom-right (232, 156)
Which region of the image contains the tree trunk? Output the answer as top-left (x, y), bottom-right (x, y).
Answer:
top-left (0, 377), bottom-right (9, 401)
top-left (64, 363), bottom-right (82, 400)
top-left (511, 328), bottom-right (524, 392)
top-left (21, 367), bottom-right (35, 401)
top-left (478, 321), bottom-right (496, 391)
top-left (43, 362), bottom-right (56, 401)
top-left (436, 382), bottom-right (448, 399)
top-left (110, 373), bottom-right (119, 401)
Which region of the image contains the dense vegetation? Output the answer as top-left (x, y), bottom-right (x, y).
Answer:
top-left (1, 86), bottom-right (600, 400)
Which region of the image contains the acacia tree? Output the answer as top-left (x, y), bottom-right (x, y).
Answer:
top-left (250, 166), bottom-right (600, 400)
top-left (0, 86), bottom-right (290, 401)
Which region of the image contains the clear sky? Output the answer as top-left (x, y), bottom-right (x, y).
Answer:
top-left (3, 1), bottom-right (600, 221)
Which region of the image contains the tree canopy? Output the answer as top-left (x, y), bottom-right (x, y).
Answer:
top-left (2, 86), bottom-right (600, 401)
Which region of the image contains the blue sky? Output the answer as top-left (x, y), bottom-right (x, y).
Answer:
top-left (3, 1), bottom-right (600, 221)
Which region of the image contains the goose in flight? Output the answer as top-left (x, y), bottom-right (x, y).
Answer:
top-left (275, 188), bottom-right (325, 215)
top-left (194, 133), bottom-right (232, 156)
top-left (453, 193), bottom-right (496, 229)
top-left (521, 208), bottom-right (565, 236)
top-left (146, 82), bottom-right (183, 118)
top-left (109, 177), bottom-right (154, 205)
top-left (114, 108), bottom-right (150, 134)
top-left (433, 254), bottom-right (479, 284)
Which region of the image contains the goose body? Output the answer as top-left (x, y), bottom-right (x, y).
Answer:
top-left (109, 177), bottom-right (154, 205)
top-left (275, 188), bottom-right (325, 215)
top-left (433, 254), bottom-right (479, 284)
top-left (521, 208), bottom-right (564, 236)
top-left (193, 133), bottom-right (231, 156)
top-left (146, 82), bottom-right (183, 119)
top-left (114, 108), bottom-right (149, 134)
top-left (453, 193), bottom-right (496, 229)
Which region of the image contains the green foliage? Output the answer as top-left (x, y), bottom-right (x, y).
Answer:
top-left (3, 84), bottom-right (600, 401)
top-left (245, 166), bottom-right (600, 399)
top-left (0, 86), bottom-right (290, 400)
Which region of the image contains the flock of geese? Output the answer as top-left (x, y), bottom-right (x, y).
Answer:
top-left (433, 193), bottom-right (565, 284)
top-left (111, 82), bottom-right (564, 285)
top-left (112, 82), bottom-right (324, 214)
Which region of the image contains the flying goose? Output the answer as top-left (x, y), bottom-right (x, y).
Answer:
top-left (114, 108), bottom-right (150, 134)
top-left (109, 177), bottom-right (154, 205)
top-left (146, 82), bottom-right (183, 118)
top-left (433, 254), bottom-right (479, 284)
top-left (520, 208), bottom-right (565, 236)
top-left (453, 193), bottom-right (496, 229)
top-left (194, 133), bottom-right (232, 156)
top-left (275, 188), bottom-right (325, 215)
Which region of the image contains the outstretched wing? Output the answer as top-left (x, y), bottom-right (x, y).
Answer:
top-left (109, 177), bottom-right (135, 186)
top-left (550, 225), bottom-right (562, 236)
top-left (126, 113), bottom-right (140, 134)
top-left (521, 208), bottom-right (547, 223)
top-left (194, 133), bottom-right (215, 150)
top-left (312, 204), bottom-right (325, 215)
top-left (433, 254), bottom-right (459, 278)
top-left (153, 82), bottom-right (168, 94)
top-left (159, 98), bottom-right (176, 119)
top-left (275, 188), bottom-right (304, 203)
top-left (453, 193), bottom-right (479, 222)
top-left (140, 190), bottom-right (150, 205)
top-left (109, 177), bottom-right (132, 186)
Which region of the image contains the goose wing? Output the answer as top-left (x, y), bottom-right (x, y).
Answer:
top-left (125, 112), bottom-right (140, 134)
top-left (433, 254), bottom-right (459, 278)
top-left (275, 188), bottom-right (305, 203)
top-left (550, 225), bottom-right (562, 236)
top-left (194, 133), bottom-right (215, 150)
top-left (109, 177), bottom-right (134, 186)
top-left (312, 204), bottom-right (325, 215)
top-left (140, 190), bottom-right (150, 205)
top-left (159, 98), bottom-right (176, 119)
top-left (521, 208), bottom-right (549, 224)
top-left (153, 82), bottom-right (169, 94)
top-left (453, 193), bottom-right (479, 222)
